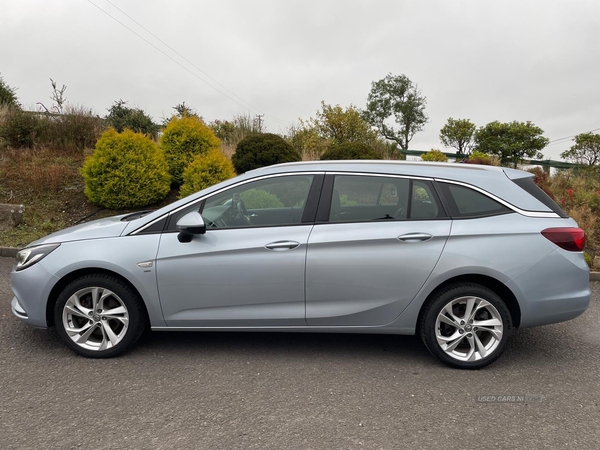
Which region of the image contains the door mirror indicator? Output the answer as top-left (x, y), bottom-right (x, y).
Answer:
top-left (176, 212), bottom-right (206, 242)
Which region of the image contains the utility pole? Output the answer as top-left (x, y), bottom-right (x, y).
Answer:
top-left (255, 114), bottom-right (264, 132)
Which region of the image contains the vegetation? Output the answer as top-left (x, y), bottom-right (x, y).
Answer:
top-left (232, 133), bottom-right (301, 173)
top-left (160, 115), bottom-right (221, 186)
top-left (0, 74), bottom-right (19, 107)
top-left (209, 113), bottom-right (262, 159)
top-left (106, 100), bottom-right (158, 139)
top-left (179, 149), bottom-right (236, 198)
top-left (363, 73), bottom-right (428, 153)
top-left (463, 150), bottom-right (500, 166)
top-left (81, 129), bottom-right (171, 209)
top-left (439, 118), bottom-right (476, 156)
top-left (561, 132), bottom-right (600, 165)
top-left (421, 149), bottom-right (448, 162)
top-left (320, 142), bottom-right (381, 160)
top-left (474, 121), bottom-right (548, 168)
top-left (240, 189), bottom-right (284, 209)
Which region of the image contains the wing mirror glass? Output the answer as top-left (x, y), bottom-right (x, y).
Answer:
top-left (176, 212), bottom-right (206, 242)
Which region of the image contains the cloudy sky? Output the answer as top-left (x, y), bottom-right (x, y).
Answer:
top-left (1, 0), bottom-right (599, 159)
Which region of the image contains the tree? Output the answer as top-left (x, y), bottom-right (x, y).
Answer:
top-left (289, 101), bottom-right (378, 159)
top-left (0, 74), bottom-right (19, 108)
top-left (561, 132), bottom-right (600, 165)
top-left (439, 118), bottom-right (476, 156)
top-left (106, 100), bottom-right (158, 139)
top-left (172, 102), bottom-right (201, 121)
top-left (363, 73), bottom-right (428, 153)
top-left (474, 121), bottom-right (548, 168)
top-left (310, 101), bottom-right (378, 145)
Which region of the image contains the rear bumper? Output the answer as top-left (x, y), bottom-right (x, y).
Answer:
top-left (508, 249), bottom-right (590, 328)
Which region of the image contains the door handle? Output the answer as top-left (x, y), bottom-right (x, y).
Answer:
top-left (265, 241), bottom-right (300, 250)
top-left (397, 233), bottom-right (433, 242)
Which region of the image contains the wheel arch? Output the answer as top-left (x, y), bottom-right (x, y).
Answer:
top-left (416, 274), bottom-right (521, 332)
top-left (46, 267), bottom-right (150, 328)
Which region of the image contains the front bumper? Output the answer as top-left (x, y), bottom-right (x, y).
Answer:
top-left (10, 262), bottom-right (58, 329)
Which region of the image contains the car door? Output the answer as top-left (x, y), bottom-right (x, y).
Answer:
top-left (156, 173), bottom-right (322, 327)
top-left (306, 174), bottom-right (451, 326)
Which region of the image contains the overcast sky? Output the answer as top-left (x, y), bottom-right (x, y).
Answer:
top-left (1, 0), bottom-right (599, 159)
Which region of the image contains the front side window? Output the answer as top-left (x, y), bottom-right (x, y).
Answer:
top-left (329, 175), bottom-right (444, 222)
top-left (201, 175), bottom-right (314, 228)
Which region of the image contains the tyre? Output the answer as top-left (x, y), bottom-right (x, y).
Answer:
top-left (419, 283), bottom-right (513, 369)
top-left (54, 274), bottom-right (147, 358)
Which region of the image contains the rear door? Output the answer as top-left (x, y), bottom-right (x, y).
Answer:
top-left (305, 173), bottom-right (451, 326)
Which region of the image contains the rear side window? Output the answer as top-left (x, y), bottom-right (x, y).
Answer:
top-left (439, 183), bottom-right (511, 218)
top-left (511, 177), bottom-right (568, 218)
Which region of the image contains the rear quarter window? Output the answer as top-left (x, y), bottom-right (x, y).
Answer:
top-left (511, 177), bottom-right (568, 218)
top-left (438, 183), bottom-right (511, 218)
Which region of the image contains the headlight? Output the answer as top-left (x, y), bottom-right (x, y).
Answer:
top-left (15, 243), bottom-right (60, 271)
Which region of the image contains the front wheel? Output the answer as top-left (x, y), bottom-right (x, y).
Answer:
top-left (419, 283), bottom-right (513, 369)
top-left (54, 274), bottom-right (147, 358)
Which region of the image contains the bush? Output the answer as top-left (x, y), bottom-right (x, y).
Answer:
top-left (0, 108), bottom-right (41, 148)
top-left (464, 150), bottom-right (501, 166)
top-left (232, 133), bottom-right (301, 173)
top-left (421, 149), bottom-right (448, 162)
top-left (320, 142), bottom-right (381, 160)
top-left (179, 149), bottom-right (236, 198)
top-left (240, 189), bottom-right (283, 209)
top-left (106, 100), bottom-right (158, 139)
top-left (0, 74), bottom-right (19, 108)
top-left (161, 115), bottom-right (221, 186)
top-left (82, 128), bottom-right (171, 209)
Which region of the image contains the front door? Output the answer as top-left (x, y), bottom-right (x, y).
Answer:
top-left (156, 174), bottom-right (318, 327)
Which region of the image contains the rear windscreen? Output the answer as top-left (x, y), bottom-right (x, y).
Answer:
top-left (511, 177), bottom-right (568, 218)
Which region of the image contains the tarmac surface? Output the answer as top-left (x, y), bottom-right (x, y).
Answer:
top-left (1, 256), bottom-right (599, 449)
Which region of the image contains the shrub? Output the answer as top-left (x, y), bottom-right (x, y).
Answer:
top-left (232, 133), bottom-right (301, 173)
top-left (106, 100), bottom-right (158, 139)
top-left (464, 150), bottom-right (501, 166)
top-left (240, 189), bottom-right (283, 209)
top-left (179, 149), bottom-right (236, 198)
top-left (36, 106), bottom-right (106, 151)
top-left (81, 128), bottom-right (171, 209)
top-left (0, 108), bottom-right (42, 148)
top-left (0, 74), bottom-right (19, 108)
top-left (320, 142), bottom-right (381, 160)
top-left (161, 115), bottom-right (221, 186)
top-left (421, 149), bottom-right (448, 162)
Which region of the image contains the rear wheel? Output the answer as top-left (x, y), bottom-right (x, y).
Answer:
top-left (420, 283), bottom-right (512, 369)
top-left (54, 274), bottom-right (146, 358)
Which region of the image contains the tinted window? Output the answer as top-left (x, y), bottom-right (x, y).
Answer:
top-left (440, 183), bottom-right (510, 218)
top-left (512, 176), bottom-right (568, 218)
top-left (328, 175), bottom-right (444, 222)
top-left (201, 175), bottom-right (314, 229)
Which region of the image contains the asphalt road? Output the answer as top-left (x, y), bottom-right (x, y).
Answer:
top-left (1, 256), bottom-right (599, 449)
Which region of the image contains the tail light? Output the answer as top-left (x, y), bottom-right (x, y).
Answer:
top-left (541, 227), bottom-right (585, 252)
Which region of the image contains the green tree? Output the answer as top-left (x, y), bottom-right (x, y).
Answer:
top-left (421, 149), bottom-right (448, 162)
top-left (363, 73), bottom-right (428, 153)
top-left (160, 115), bottom-right (221, 186)
top-left (172, 102), bottom-right (201, 121)
top-left (439, 118), bottom-right (476, 156)
top-left (0, 74), bottom-right (19, 108)
top-left (232, 133), bottom-right (300, 173)
top-left (106, 100), bottom-right (158, 139)
top-left (561, 132), bottom-right (600, 165)
top-left (474, 121), bottom-right (548, 168)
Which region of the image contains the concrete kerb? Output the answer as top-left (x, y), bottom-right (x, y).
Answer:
top-left (1, 245), bottom-right (599, 280)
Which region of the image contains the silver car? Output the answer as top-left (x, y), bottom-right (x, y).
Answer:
top-left (10, 161), bottom-right (590, 369)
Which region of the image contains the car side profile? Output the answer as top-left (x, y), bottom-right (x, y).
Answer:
top-left (10, 161), bottom-right (590, 369)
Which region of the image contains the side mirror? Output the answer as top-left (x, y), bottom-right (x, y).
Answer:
top-left (176, 212), bottom-right (206, 243)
